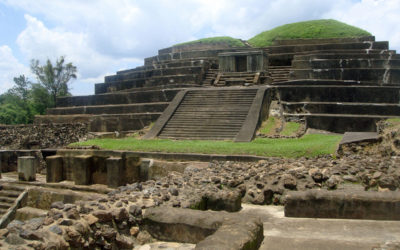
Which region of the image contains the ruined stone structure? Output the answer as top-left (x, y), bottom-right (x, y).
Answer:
top-left (34, 35), bottom-right (400, 140)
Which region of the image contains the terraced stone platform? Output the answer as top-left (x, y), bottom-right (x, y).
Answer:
top-left (35, 35), bottom-right (400, 135)
top-left (35, 89), bottom-right (181, 132)
top-left (276, 83), bottom-right (400, 132)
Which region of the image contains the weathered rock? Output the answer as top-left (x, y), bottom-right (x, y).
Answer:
top-left (5, 233), bottom-right (26, 245)
top-left (92, 210), bottom-right (112, 223)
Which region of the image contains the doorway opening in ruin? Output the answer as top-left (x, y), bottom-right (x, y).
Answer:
top-left (235, 56), bottom-right (247, 72)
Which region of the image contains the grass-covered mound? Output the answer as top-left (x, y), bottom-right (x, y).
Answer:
top-left (71, 134), bottom-right (342, 158)
top-left (174, 36), bottom-right (246, 47)
top-left (248, 19), bottom-right (372, 47)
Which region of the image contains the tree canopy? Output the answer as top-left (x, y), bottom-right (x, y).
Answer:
top-left (0, 56), bottom-right (77, 125)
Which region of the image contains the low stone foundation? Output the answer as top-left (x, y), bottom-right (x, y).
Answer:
top-left (285, 190), bottom-right (400, 220)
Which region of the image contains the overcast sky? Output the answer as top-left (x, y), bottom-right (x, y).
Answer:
top-left (0, 0), bottom-right (399, 95)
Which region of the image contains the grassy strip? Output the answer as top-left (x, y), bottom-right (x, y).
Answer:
top-left (71, 134), bottom-right (342, 158)
top-left (281, 122), bottom-right (301, 136)
top-left (259, 116), bottom-right (277, 135)
top-left (248, 19), bottom-right (371, 47)
top-left (174, 36), bottom-right (245, 47)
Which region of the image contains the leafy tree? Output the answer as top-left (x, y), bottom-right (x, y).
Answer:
top-left (8, 75), bottom-right (31, 102)
top-left (30, 83), bottom-right (54, 115)
top-left (30, 56), bottom-right (77, 107)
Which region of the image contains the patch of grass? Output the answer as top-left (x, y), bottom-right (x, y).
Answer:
top-left (248, 19), bottom-right (371, 47)
top-left (281, 122), bottom-right (301, 136)
top-left (71, 134), bottom-right (342, 158)
top-left (259, 116), bottom-right (278, 135)
top-left (386, 118), bottom-right (400, 126)
top-left (174, 36), bottom-right (245, 47)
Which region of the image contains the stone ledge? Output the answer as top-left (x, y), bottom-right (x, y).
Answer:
top-left (285, 190), bottom-right (400, 220)
top-left (143, 207), bottom-right (263, 250)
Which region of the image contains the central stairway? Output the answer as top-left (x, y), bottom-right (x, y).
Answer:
top-left (156, 88), bottom-right (259, 140)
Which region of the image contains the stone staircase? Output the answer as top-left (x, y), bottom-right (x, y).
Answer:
top-left (202, 68), bottom-right (219, 86)
top-left (213, 72), bottom-right (260, 86)
top-left (157, 88), bottom-right (259, 140)
top-left (268, 66), bottom-right (291, 83)
top-left (0, 184), bottom-right (25, 217)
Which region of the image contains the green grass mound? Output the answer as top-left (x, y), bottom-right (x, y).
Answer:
top-left (248, 19), bottom-right (372, 47)
top-left (174, 36), bottom-right (246, 47)
top-left (71, 134), bottom-right (342, 158)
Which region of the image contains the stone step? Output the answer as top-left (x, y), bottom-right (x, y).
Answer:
top-left (267, 41), bottom-right (389, 54)
top-left (294, 53), bottom-right (400, 61)
top-left (144, 74), bottom-right (201, 87)
top-left (0, 190), bottom-right (21, 198)
top-left (47, 102), bottom-right (169, 115)
top-left (95, 78), bottom-right (146, 94)
top-left (285, 190), bottom-right (400, 220)
top-left (282, 101), bottom-right (400, 116)
top-left (273, 36), bottom-right (375, 46)
top-left (277, 85), bottom-right (400, 103)
top-left (158, 135), bottom-right (235, 140)
top-left (106, 66), bottom-right (205, 83)
top-left (56, 89), bottom-right (179, 107)
top-left (35, 113), bottom-right (161, 132)
top-left (292, 59), bottom-right (400, 69)
top-left (0, 208), bottom-right (9, 215)
top-left (144, 48), bottom-right (250, 65)
top-left (290, 68), bottom-right (400, 84)
top-left (269, 50), bottom-right (396, 63)
top-left (285, 113), bottom-right (398, 133)
top-left (0, 202), bottom-right (12, 210)
top-left (0, 196), bottom-right (17, 204)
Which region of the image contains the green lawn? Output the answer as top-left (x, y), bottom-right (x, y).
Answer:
top-left (281, 122), bottom-right (301, 136)
top-left (71, 134), bottom-right (342, 158)
top-left (248, 19), bottom-right (371, 47)
top-left (174, 36), bottom-right (245, 47)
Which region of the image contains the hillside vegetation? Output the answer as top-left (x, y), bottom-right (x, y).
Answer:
top-left (174, 36), bottom-right (246, 47)
top-left (248, 19), bottom-right (372, 47)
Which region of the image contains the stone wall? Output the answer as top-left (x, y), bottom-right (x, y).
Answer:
top-left (0, 123), bottom-right (89, 150)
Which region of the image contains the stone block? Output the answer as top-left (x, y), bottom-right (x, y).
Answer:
top-left (285, 190), bottom-right (400, 220)
top-left (72, 155), bottom-right (92, 185)
top-left (106, 157), bottom-right (124, 188)
top-left (139, 158), bottom-right (153, 181)
top-left (123, 156), bottom-right (141, 184)
top-left (17, 156), bottom-right (38, 181)
top-left (46, 155), bottom-right (64, 183)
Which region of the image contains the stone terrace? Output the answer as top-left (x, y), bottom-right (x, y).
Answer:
top-left (34, 35), bottom-right (400, 136)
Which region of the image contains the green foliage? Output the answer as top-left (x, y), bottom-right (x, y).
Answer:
top-left (281, 122), bottom-right (301, 136)
top-left (248, 19), bottom-right (372, 47)
top-left (31, 56), bottom-right (77, 106)
top-left (71, 134), bottom-right (342, 158)
top-left (30, 83), bottom-right (54, 115)
top-left (0, 103), bottom-right (30, 124)
top-left (175, 36), bottom-right (245, 47)
top-left (0, 56), bottom-right (76, 124)
top-left (259, 116), bottom-right (277, 135)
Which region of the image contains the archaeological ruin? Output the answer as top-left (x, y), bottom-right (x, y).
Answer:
top-left (0, 20), bottom-right (400, 249)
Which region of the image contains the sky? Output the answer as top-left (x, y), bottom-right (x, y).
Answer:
top-left (0, 0), bottom-right (399, 96)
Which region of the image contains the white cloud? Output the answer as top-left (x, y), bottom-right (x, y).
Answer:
top-left (325, 0), bottom-right (400, 51)
top-left (16, 15), bottom-right (143, 94)
top-left (0, 45), bottom-right (31, 94)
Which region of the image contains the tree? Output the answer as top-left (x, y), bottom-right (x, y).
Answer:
top-left (30, 56), bottom-right (77, 107)
top-left (8, 75), bottom-right (31, 102)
